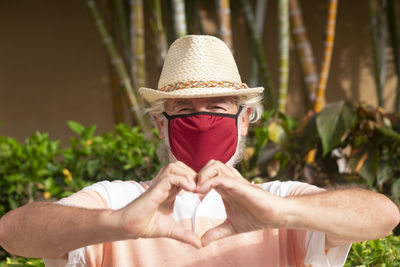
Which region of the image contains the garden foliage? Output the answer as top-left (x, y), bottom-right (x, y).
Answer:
top-left (246, 101), bottom-right (400, 206)
top-left (0, 122), bottom-right (161, 218)
top-left (1, 102), bottom-right (400, 265)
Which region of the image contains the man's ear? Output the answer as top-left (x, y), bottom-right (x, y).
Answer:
top-left (153, 115), bottom-right (166, 139)
top-left (239, 108), bottom-right (251, 136)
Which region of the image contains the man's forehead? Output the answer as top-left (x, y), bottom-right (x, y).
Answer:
top-left (166, 97), bottom-right (235, 107)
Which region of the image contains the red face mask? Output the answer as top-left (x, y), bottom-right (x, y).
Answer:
top-left (163, 107), bottom-right (242, 172)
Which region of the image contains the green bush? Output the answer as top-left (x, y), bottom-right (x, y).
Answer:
top-left (0, 121), bottom-right (161, 219)
top-left (0, 257), bottom-right (44, 267)
top-left (344, 234), bottom-right (400, 266)
top-left (0, 122), bottom-right (161, 261)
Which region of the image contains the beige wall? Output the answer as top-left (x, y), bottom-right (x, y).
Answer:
top-left (0, 0), bottom-right (398, 144)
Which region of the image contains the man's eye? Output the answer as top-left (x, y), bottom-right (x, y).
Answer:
top-left (212, 106), bottom-right (225, 110)
top-left (178, 108), bottom-right (191, 112)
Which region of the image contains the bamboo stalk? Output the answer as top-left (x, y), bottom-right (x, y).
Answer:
top-left (196, 0), bottom-right (205, 35)
top-left (185, 0), bottom-right (204, 35)
top-left (86, 0), bottom-right (150, 135)
top-left (369, 0), bottom-right (381, 105)
top-left (249, 0), bottom-right (267, 87)
top-left (255, 0), bottom-right (267, 34)
top-left (112, 0), bottom-right (131, 69)
top-left (172, 0), bottom-right (187, 38)
top-left (186, 0), bottom-right (196, 34)
top-left (217, 0), bottom-right (233, 52)
top-left (110, 62), bottom-right (125, 124)
top-left (105, 1), bottom-right (125, 124)
top-left (130, 0), bottom-right (146, 90)
top-left (313, 0), bottom-right (338, 113)
top-left (369, 0), bottom-right (386, 108)
top-left (148, 0), bottom-right (168, 69)
top-left (278, 0), bottom-right (290, 113)
top-left (387, 0), bottom-right (400, 112)
top-left (378, 0), bottom-right (387, 109)
top-left (240, 0), bottom-right (274, 110)
top-left (289, 0), bottom-right (318, 104)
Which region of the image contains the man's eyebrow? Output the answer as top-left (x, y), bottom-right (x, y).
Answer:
top-left (172, 100), bottom-right (191, 109)
top-left (209, 97), bottom-right (235, 104)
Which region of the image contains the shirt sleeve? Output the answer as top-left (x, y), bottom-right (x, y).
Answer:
top-left (261, 180), bottom-right (351, 267)
top-left (44, 180), bottom-right (145, 267)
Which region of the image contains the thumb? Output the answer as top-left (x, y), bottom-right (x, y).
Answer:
top-left (201, 221), bottom-right (234, 247)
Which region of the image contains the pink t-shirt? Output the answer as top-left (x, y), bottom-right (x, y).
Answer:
top-left (44, 180), bottom-right (351, 267)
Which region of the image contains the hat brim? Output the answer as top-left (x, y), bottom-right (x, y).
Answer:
top-left (139, 87), bottom-right (264, 104)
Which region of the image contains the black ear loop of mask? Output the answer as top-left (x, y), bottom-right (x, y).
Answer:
top-left (162, 106), bottom-right (244, 124)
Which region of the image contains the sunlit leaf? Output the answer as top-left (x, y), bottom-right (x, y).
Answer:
top-left (67, 121), bottom-right (85, 135)
top-left (268, 121), bottom-right (286, 144)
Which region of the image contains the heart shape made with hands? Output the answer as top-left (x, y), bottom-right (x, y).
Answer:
top-left (133, 160), bottom-right (274, 249)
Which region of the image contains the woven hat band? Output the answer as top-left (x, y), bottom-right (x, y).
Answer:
top-left (159, 80), bottom-right (249, 92)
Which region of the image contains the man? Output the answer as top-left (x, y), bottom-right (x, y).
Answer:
top-left (0, 35), bottom-right (399, 267)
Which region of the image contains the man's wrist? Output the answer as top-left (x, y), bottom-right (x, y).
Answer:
top-left (98, 209), bottom-right (129, 241)
top-left (269, 196), bottom-right (302, 229)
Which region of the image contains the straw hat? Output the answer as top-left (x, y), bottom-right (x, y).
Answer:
top-left (139, 35), bottom-right (264, 104)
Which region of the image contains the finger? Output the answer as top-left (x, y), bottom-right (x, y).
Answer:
top-left (142, 174), bottom-right (196, 205)
top-left (195, 177), bottom-right (221, 194)
top-left (197, 160), bottom-right (228, 187)
top-left (170, 161), bottom-right (197, 177)
top-left (201, 221), bottom-right (234, 247)
top-left (164, 162), bottom-right (197, 181)
top-left (169, 228), bottom-right (202, 249)
top-left (152, 162), bottom-right (197, 190)
top-left (168, 174), bottom-right (196, 192)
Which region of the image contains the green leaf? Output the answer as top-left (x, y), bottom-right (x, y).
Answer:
top-left (348, 145), bottom-right (379, 187)
top-left (67, 121), bottom-right (85, 135)
top-left (83, 125), bottom-right (97, 139)
top-left (376, 125), bottom-right (400, 141)
top-left (6, 174), bottom-right (22, 182)
top-left (8, 196), bottom-right (18, 210)
top-left (268, 122), bottom-right (286, 144)
top-left (377, 161), bottom-right (393, 189)
top-left (87, 159), bottom-right (100, 177)
top-left (43, 177), bottom-right (54, 190)
top-left (316, 101), bottom-right (356, 156)
top-left (278, 112), bottom-right (298, 132)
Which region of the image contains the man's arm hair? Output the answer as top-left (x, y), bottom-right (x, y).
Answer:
top-left (0, 202), bottom-right (122, 258)
top-left (283, 187), bottom-right (400, 248)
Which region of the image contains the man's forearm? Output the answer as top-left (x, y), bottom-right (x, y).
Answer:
top-left (0, 202), bottom-right (122, 258)
top-left (281, 188), bottom-right (400, 246)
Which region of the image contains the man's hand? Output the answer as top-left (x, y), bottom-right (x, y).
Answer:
top-left (196, 160), bottom-right (400, 248)
top-left (195, 160), bottom-right (285, 246)
top-left (115, 161), bottom-right (202, 248)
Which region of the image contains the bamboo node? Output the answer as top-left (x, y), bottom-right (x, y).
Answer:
top-left (102, 37), bottom-right (113, 44)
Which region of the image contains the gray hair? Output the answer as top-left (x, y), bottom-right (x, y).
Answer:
top-left (146, 94), bottom-right (264, 123)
